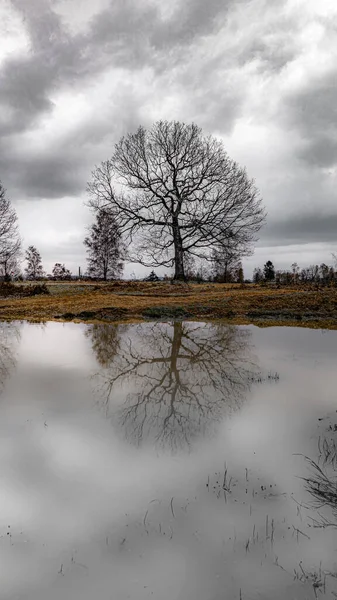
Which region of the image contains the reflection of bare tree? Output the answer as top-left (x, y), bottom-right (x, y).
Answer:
top-left (0, 321), bottom-right (21, 394)
top-left (91, 321), bottom-right (260, 451)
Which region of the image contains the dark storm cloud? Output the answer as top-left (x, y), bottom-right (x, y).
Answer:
top-left (0, 0), bottom-right (249, 199)
top-left (13, 154), bottom-right (85, 199)
top-left (1, 0), bottom-right (76, 137)
top-left (261, 213), bottom-right (337, 247)
top-left (5, 0), bottom-right (236, 137)
top-left (284, 70), bottom-right (337, 168)
top-left (149, 0), bottom-right (233, 48)
top-left (0, 135), bottom-right (88, 199)
top-left (238, 38), bottom-right (296, 73)
top-left (0, 1), bottom-right (153, 139)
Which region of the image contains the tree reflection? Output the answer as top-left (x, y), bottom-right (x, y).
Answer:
top-left (91, 321), bottom-right (260, 451)
top-left (85, 323), bottom-right (126, 368)
top-left (0, 321), bottom-right (21, 394)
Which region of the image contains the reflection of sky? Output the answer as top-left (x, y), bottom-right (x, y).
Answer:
top-left (0, 322), bottom-right (337, 599)
top-left (18, 322), bottom-right (95, 370)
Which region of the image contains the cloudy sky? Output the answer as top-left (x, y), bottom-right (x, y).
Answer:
top-left (1, 0), bottom-right (336, 278)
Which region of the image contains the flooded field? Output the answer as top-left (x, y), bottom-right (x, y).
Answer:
top-left (0, 320), bottom-right (337, 599)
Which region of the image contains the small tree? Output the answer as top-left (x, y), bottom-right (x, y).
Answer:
top-left (328, 266), bottom-right (335, 285)
top-left (25, 246), bottom-right (45, 280)
top-left (52, 263), bottom-right (72, 280)
top-left (144, 270), bottom-right (159, 282)
top-left (263, 260), bottom-right (275, 281)
top-left (184, 255), bottom-right (197, 280)
top-left (84, 209), bottom-right (123, 281)
top-left (319, 263), bottom-right (330, 285)
top-left (291, 262), bottom-right (299, 284)
top-left (253, 267), bottom-right (263, 284)
top-left (236, 262), bottom-right (244, 284)
top-left (211, 245), bottom-right (242, 283)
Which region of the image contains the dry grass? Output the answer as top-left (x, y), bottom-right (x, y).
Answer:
top-left (303, 458), bottom-right (337, 525)
top-left (0, 281), bottom-right (336, 328)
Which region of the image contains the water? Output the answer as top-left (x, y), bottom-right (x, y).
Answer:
top-left (0, 320), bottom-right (337, 599)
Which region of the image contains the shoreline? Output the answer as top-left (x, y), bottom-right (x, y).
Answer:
top-left (0, 281), bottom-right (336, 329)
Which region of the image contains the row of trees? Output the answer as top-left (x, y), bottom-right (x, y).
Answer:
top-left (23, 250), bottom-right (72, 281)
top-left (0, 182), bottom-right (74, 281)
top-left (253, 260), bottom-right (337, 286)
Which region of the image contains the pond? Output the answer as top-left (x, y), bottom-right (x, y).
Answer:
top-left (0, 320), bottom-right (337, 599)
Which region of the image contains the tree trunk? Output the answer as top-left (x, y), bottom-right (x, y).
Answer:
top-left (172, 220), bottom-right (186, 281)
top-left (170, 322), bottom-right (183, 371)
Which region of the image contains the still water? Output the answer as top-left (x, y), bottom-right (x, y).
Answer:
top-left (0, 320), bottom-right (336, 599)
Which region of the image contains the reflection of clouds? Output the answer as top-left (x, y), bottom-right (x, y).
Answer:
top-left (0, 321), bottom-right (21, 394)
top-left (92, 322), bottom-right (260, 451)
top-left (1, 322), bottom-right (334, 600)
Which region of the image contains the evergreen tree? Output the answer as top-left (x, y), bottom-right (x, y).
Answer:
top-left (263, 260), bottom-right (275, 281)
top-left (144, 270), bottom-right (159, 281)
top-left (84, 209), bottom-right (123, 281)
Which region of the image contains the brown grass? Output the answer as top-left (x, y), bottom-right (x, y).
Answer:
top-left (0, 281), bottom-right (337, 329)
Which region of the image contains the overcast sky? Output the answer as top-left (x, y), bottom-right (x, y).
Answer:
top-left (1, 0), bottom-right (336, 278)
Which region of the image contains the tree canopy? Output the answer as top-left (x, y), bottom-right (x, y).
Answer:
top-left (87, 121), bottom-right (266, 280)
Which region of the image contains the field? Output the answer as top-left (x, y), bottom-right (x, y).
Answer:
top-left (1, 280), bottom-right (337, 329)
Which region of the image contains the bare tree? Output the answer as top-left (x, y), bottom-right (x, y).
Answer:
top-left (332, 253), bottom-right (337, 269)
top-left (0, 181), bottom-right (21, 280)
top-left (87, 121), bottom-right (266, 281)
top-left (0, 249), bottom-right (22, 280)
top-left (84, 209), bottom-right (123, 280)
top-left (211, 244), bottom-right (242, 282)
top-left (25, 245), bottom-right (45, 280)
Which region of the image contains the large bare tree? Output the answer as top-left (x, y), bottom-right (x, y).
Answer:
top-left (0, 181), bottom-right (21, 279)
top-left (87, 121), bottom-right (266, 281)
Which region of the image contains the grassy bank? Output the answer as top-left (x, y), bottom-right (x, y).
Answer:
top-left (1, 281), bottom-right (337, 329)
